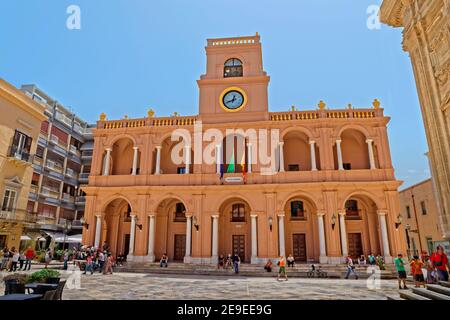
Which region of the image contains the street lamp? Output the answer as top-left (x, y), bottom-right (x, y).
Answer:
top-left (80, 217), bottom-right (89, 230)
top-left (395, 214), bottom-right (403, 230)
top-left (331, 213), bottom-right (337, 230)
top-left (62, 220), bottom-right (72, 250)
top-left (268, 216), bottom-right (273, 232)
top-left (192, 216), bottom-right (199, 231)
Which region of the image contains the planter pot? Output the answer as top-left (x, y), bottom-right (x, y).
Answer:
top-left (4, 280), bottom-right (25, 295)
top-left (46, 277), bottom-right (60, 284)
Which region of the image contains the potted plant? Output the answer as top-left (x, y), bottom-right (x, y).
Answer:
top-left (2, 273), bottom-right (30, 295)
top-left (29, 269), bottom-right (61, 284)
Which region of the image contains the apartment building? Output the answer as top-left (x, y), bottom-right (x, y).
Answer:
top-left (20, 85), bottom-right (93, 241)
top-left (0, 79), bottom-right (47, 250)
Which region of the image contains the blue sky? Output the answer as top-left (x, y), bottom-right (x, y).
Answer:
top-left (0, 0), bottom-right (429, 187)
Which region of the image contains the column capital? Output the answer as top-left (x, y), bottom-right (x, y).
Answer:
top-left (105, 147), bottom-right (112, 152)
top-left (185, 213), bottom-right (193, 218)
top-left (278, 141), bottom-right (284, 146)
top-left (316, 211), bottom-right (326, 217)
top-left (335, 139), bottom-right (342, 144)
top-left (250, 214), bottom-right (258, 218)
top-left (377, 210), bottom-right (387, 216)
top-left (155, 145), bottom-right (162, 150)
top-left (133, 146), bottom-right (139, 150)
top-left (309, 140), bottom-right (316, 145)
top-left (184, 145), bottom-right (191, 149)
top-left (338, 210), bottom-right (346, 216)
top-left (148, 213), bottom-right (156, 218)
top-left (95, 213), bottom-right (103, 219)
top-left (211, 214), bottom-right (219, 219)
top-left (365, 139), bottom-right (374, 144)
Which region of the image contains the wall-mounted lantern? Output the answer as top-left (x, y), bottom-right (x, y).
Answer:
top-left (331, 213), bottom-right (337, 230)
top-left (268, 216), bottom-right (273, 232)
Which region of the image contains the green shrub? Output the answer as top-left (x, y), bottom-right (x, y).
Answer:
top-left (29, 269), bottom-right (60, 283)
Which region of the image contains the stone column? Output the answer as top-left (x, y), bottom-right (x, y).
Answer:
top-left (377, 211), bottom-right (391, 259)
top-left (216, 145), bottom-right (221, 174)
top-left (250, 214), bottom-right (258, 263)
top-left (132, 146), bottom-right (139, 175)
top-left (128, 214), bottom-right (137, 259)
top-left (146, 214), bottom-right (156, 262)
top-left (278, 142), bottom-right (285, 172)
top-left (338, 211), bottom-right (348, 257)
top-left (94, 215), bottom-right (102, 248)
top-left (247, 143), bottom-right (253, 173)
top-left (155, 146), bottom-right (162, 175)
top-left (211, 215), bottom-right (219, 263)
top-left (336, 139), bottom-right (344, 170)
top-left (184, 215), bottom-right (192, 262)
top-left (278, 213), bottom-right (285, 257)
top-left (103, 148), bottom-right (112, 176)
top-left (317, 212), bottom-right (327, 263)
top-left (309, 140), bottom-right (318, 171)
top-left (366, 139), bottom-right (376, 169)
top-left (184, 145), bottom-right (191, 174)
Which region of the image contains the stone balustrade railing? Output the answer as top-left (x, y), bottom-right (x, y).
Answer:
top-left (270, 108), bottom-right (381, 122)
top-left (98, 116), bottom-right (198, 130)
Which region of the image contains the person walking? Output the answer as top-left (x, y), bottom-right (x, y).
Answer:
top-left (430, 245), bottom-right (449, 282)
top-left (103, 254), bottom-right (114, 275)
top-left (232, 253), bottom-right (240, 274)
top-left (44, 248), bottom-right (52, 269)
top-left (277, 256), bottom-right (288, 281)
top-left (0, 247), bottom-right (10, 271)
top-left (24, 246), bottom-right (34, 271)
top-left (83, 254), bottom-right (94, 275)
top-left (9, 248), bottom-right (19, 272)
top-left (410, 255), bottom-right (426, 288)
top-left (98, 251), bottom-right (105, 273)
top-left (394, 253), bottom-right (408, 290)
top-left (344, 256), bottom-right (359, 279)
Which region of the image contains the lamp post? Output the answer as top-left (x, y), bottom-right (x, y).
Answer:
top-left (62, 220), bottom-right (72, 250)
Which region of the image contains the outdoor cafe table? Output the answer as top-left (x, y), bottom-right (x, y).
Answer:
top-left (25, 283), bottom-right (58, 294)
top-left (0, 294), bottom-right (42, 301)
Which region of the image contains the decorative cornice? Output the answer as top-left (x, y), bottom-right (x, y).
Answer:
top-left (380, 0), bottom-right (405, 28)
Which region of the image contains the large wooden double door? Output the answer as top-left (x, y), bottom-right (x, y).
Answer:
top-left (292, 233), bottom-right (307, 262)
top-left (232, 235), bottom-right (245, 263)
top-left (348, 233), bottom-right (363, 259)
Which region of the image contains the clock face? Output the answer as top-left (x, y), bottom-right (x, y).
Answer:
top-left (222, 90), bottom-right (244, 110)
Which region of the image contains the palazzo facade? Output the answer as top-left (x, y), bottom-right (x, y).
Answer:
top-left (82, 34), bottom-right (406, 264)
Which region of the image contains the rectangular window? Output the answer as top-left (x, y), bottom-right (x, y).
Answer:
top-left (343, 163), bottom-right (351, 170)
top-left (231, 204), bottom-right (245, 222)
top-left (2, 189), bottom-right (17, 212)
top-left (288, 164), bottom-right (299, 172)
top-left (10, 130), bottom-right (32, 160)
top-left (345, 200), bottom-right (360, 218)
top-left (290, 201), bottom-right (305, 219)
top-left (177, 167), bottom-right (186, 174)
top-left (406, 206), bottom-right (411, 219)
top-left (420, 201), bottom-right (427, 215)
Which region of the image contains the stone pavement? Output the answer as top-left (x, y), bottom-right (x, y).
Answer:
top-left (58, 272), bottom-right (399, 300)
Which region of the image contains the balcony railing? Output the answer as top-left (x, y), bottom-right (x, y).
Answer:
top-left (69, 145), bottom-right (80, 156)
top-left (49, 134), bottom-right (68, 149)
top-left (62, 193), bottom-right (75, 203)
top-left (81, 150), bottom-right (93, 158)
top-left (75, 196), bottom-right (86, 204)
top-left (45, 160), bottom-right (64, 173)
top-left (0, 210), bottom-right (38, 223)
top-left (65, 168), bottom-right (78, 179)
top-left (7, 146), bottom-right (32, 163)
top-left (41, 186), bottom-right (60, 199)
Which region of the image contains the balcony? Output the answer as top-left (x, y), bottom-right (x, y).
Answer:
top-left (35, 214), bottom-right (56, 225)
top-left (45, 159), bottom-right (64, 174)
top-left (0, 210), bottom-right (38, 224)
top-left (81, 150), bottom-right (93, 159)
top-left (62, 193), bottom-right (75, 203)
top-left (29, 184), bottom-right (39, 195)
top-left (79, 173), bottom-right (89, 183)
top-left (69, 145), bottom-right (81, 157)
top-left (65, 168), bottom-right (78, 179)
top-left (75, 196), bottom-right (86, 204)
top-left (49, 134), bottom-right (68, 150)
top-left (41, 186), bottom-right (60, 199)
top-left (7, 146), bottom-right (33, 165)
top-left (33, 155), bottom-right (44, 167)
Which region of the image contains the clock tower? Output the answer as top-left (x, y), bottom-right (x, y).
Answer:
top-left (197, 33), bottom-right (270, 123)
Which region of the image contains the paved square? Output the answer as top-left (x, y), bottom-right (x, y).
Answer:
top-left (55, 272), bottom-right (399, 300)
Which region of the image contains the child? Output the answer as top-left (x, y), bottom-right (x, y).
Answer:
top-left (410, 255), bottom-right (426, 288)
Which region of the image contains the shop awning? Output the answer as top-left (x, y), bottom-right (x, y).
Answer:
top-left (54, 233), bottom-right (82, 243)
top-left (20, 235), bottom-right (31, 241)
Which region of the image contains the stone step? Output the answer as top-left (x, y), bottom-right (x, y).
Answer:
top-left (412, 287), bottom-right (450, 300)
top-left (387, 295), bottom-right (405, 300)
top-left (439, 281), bottom-right (450, 288)
top-left (399, 291), bottom-right (431, 300)
top-left (426, 284), bottom-right (450, 297)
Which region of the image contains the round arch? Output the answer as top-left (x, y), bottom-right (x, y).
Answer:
top-left (100, 194), bottom-right (134, 214)
top-left (106, 134), bottom-right (138, 149)
top-left (280, 126), bottom-right (315, 141)
top-left (339, 190), bottom-right (384, 211)
top-left (336, 124), bottom-right (371, 139)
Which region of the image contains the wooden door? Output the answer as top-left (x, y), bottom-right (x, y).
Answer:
top-left (174, 234), bottom-right (186, 261)
top-left (232, 235), bottom-right (245, 263)
top-left (348, 233), bottom-right (363, 259)
top-left (292, 233), bottom-right (307, 262)
top-left (124, 234), bottom-right (130, 257)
